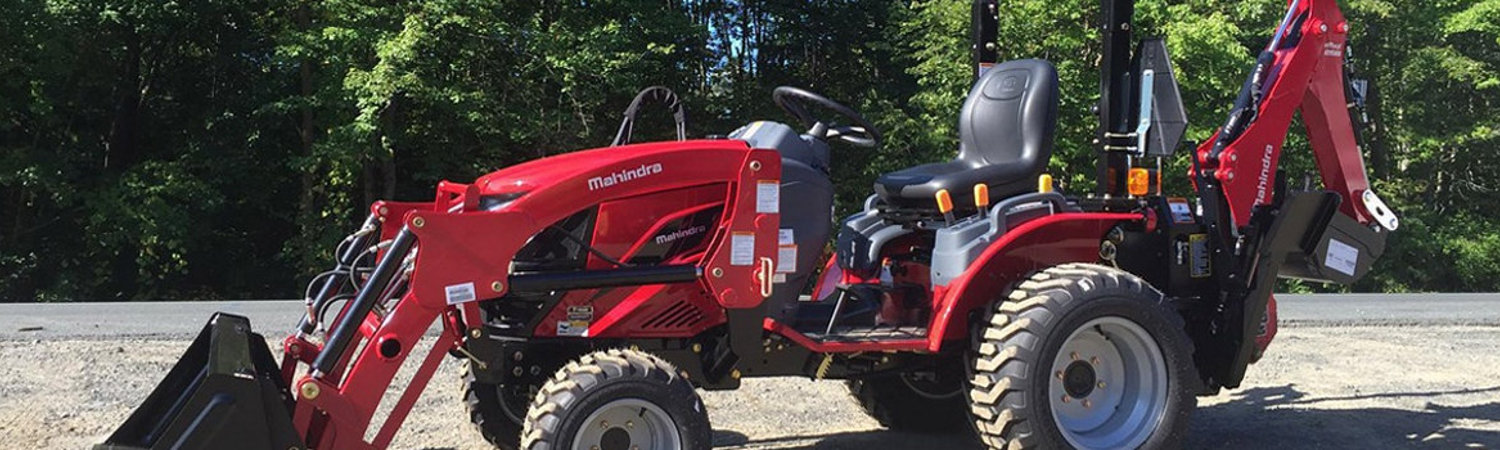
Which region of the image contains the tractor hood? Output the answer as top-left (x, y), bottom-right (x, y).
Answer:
top-left (471, 138), bottom-right (753, 212)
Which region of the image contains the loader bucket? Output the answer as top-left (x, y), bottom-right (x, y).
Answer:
top-left (97, 313), bottom-right (304, 450)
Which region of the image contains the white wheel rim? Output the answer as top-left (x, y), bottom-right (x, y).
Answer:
top-left (574, 398), bottom-right (681, 450)
top-left (1048, 316), bottom-right (1169, 449)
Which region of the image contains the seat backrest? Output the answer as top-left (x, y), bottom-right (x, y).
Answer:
top-left (956, 59), bottom-right (1059, 171)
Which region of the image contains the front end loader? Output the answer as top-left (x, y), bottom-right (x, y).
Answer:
top-left (102, 0), bottom-right (1395, 449)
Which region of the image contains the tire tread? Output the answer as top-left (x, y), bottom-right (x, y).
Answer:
top-left (968, 263), bottom-right (1198, 449)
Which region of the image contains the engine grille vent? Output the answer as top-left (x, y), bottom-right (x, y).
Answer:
top-left (641, 300), bottom-right (704, 330)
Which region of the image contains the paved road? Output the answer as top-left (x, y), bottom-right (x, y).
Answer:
top-left (1274, 293), bottom-right (1500, 326)
top-left (2, 293), bottom-right (1498, 339)
top-left (0, 299), bottom-right (305, 339)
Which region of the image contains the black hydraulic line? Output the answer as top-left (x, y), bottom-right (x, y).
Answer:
top-left (313, 228), bottom-right (416, 376)
top-left (509, 265), bottom-right (700, 292)
top-left (297, 215), bottom-right (379, 335)
top-left (1207, 0), bottom-right (1303, 163)
top-left (1208, 50), bottom-right (1277, 162)
top-left (549, 224), bottom-right (631, 268)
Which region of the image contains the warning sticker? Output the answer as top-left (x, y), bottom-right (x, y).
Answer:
top-left (556, 320), bottom-right (588, 337)
top-left (777, 245), bottom-right (797, 273)
top-left (773, 273), bottom-right (787, 283)
top-left (730, 232), bottom-right (755, 266)
top-left (756, 180), bottom-right (780, 214)
top-left (1167, 198), bottom-right (1195, 224)
top-left (1324, 238), bottom-right (1359, 276)
top-left (779, 228), bottom-right (795, 245)
top-left (566, 305), bottom-right (594, 321)
top-left (1189, 234), bottom-right (1211, 278)
top-left (445, 282), bottom-right (477, 305)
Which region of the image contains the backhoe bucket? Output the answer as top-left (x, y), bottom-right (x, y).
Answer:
top-left (97, 313), bottom-right (304, 450)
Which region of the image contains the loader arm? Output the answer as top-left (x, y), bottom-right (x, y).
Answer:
top-left (100, 141), bottom-right (784, 450)
top-left (1191, 0), bottom-right (1395, 389)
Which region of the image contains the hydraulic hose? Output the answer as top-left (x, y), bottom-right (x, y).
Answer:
top-left (312, 228), bottom-right (416, 377)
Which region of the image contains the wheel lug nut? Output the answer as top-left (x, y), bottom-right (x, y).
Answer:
top-left (626, 420), bottom-right (634, 428)
top-left (600, 420), bottom-right (609, 428)
top-left (1070, 352), bottom-right (1080, 361)
top-left (1090, 356), bottom-right (1101, 365)
top-left (1056, 370), bottom-right (1065, 380)
top-left (1097, 381), bottom-right (1107, 389)
top-left (1061, 395), bottom-right (1071, 403)
top-left (1082, 399), bottom-right (1093, 408)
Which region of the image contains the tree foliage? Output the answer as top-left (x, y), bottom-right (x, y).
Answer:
top-left (2, 0), bottom-right (1498, 300)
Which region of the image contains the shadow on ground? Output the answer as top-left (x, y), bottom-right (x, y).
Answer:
top-left (713, 385), bottom-right (1499, 449)
top-left (1190, 384), bottom-right (1500, 449)
top-left (713, 429), bottom-right (983, 449)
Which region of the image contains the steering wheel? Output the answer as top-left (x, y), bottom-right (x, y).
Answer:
top-left (773, 86), bottom-right (882, 148)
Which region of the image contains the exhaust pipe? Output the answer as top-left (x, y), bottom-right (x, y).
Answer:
top-left (96, 313), bottom-right (303, 450)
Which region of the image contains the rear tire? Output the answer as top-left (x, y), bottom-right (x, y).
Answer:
top-left (462, 361), bottom-right (527, 450)
top-left (968, 263), bottom-right (1198, 449)
top-left (848, 362), bottom-right (972, 433)
top-left (521, 348), bottom-right (711, 450)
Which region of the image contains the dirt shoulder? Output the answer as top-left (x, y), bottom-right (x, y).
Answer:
top-left (1, 325), bottom-right (1495, 449)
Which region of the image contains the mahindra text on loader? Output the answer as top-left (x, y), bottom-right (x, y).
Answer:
top-left (100, 0), bottom-right (1397, 448)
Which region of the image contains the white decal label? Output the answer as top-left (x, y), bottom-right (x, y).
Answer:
top-left (444, 282), bottom-right (477, 305)
top-left (1323, 42), bottom-right (1345, 58)
top-left (556, 320), bottom-right (588, 337)
top-left (655, 225), bottom-right (707, 245)
top-left (778, 228), bottom-right (795, 245)
top-left (1167, 199), bottom-right (1195, 224)
top-left (557, 305), bottom-right (592, 337)
top-left (776, 244), bottom-right (797, 273)
top-left (588, 163), bottom-right (663, 191)
top-left (1324, 238), bottom-right (1359, 276)
top-left (756, 180), bottom-right (781, 214)
top-left (730, 232), bottom-right (755, 266)
top-left (1256, 144), bottom-right (1275, 204)
top-left (773, 273), bottom-right (787, 283)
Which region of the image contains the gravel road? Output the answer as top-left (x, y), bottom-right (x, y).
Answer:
top-left (1, 297), bottom-right (1497, 449)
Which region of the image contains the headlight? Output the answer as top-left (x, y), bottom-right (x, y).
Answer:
top-left (478, 192), bottom-right (527, 211)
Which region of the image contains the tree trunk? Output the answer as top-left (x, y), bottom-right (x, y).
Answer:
top-left (293, 0), bottom-right (326, 255)
top-left (105, 33), bottom-right (143, 172)
top-left (1366, 73), bottom-right (1389, 181)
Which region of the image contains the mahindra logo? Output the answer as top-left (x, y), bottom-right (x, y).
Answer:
top-left (1256, 144), bottom-right (1275, 203)
top-left (654, 225), bottom-right (707, 245)
top-left (588, 163), bottom-right (663, 191)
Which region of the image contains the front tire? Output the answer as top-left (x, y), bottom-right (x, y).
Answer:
top-left (521, 349), bottom-right (711, 450)
top-left (463, 361), bottom-right (527, 450)
top-left (968, 263), bottom-right (1198, 449)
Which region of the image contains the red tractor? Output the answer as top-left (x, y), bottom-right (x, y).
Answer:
top-left (101, 0), bottom-right (1397, 449)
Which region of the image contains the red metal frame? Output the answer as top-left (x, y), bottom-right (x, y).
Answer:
top-left (1196, 0), bottom-right (1373, 226)
top-left (279, 140), bottom-right (781, 448)
top-left (926, 212), bottom-right (1142, 351)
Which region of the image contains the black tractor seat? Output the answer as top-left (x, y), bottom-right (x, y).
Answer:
top-left (875, 59), bottom-right (1059, 209)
